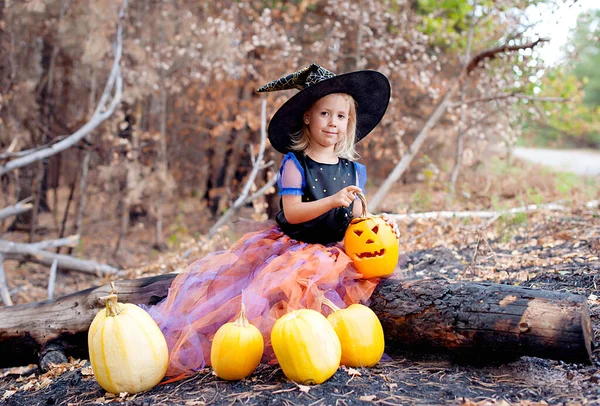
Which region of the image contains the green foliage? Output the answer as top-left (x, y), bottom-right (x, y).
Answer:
top-left (554, 172), bottom-right (580, 197)
top-left (583, 177), bottom-right (599, 201)
top-left (413, 0), bottom-right (545, 51)
top-left (415, 0), bottom-right (476, 49)
top-left (552, 171), bottom-right (598, 202)
top-left (410, 189), bottom-right (432, 212)
top-left (521, 65), bottom-right (600, 147)
top-left (496, 212), bottom-right (528, 243)
top-left (252, 0), bottom-right (304, 11)
top-left (521, 8), bottom-right (600, 147)
top-left (166, 209), bottom-right (191, 248)
top-left (525, 187), bottom-right (544, 205)
top-left (511, 212), bottom-right (528, 227)
top-left (572, 9), bottom-right (600, 108)
top-left (487, 156), bottom-right (521, 177)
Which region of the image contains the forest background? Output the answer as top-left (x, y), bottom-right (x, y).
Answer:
top-left (0, 0), bottom-right (599, 306)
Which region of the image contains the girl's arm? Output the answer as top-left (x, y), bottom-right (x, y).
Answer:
top-left (282, 185), bottom-right (362, 224)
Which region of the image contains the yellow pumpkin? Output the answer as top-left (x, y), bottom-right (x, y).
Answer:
top-left (88, 287), bottom-right (169, 394)
top-left (211, 303), bottom-right (264, 380)
top-left (322, 297), bottom-right (385, 367)
top-left (344, 194), bottom-right (399, 278)
top-left (271, 309), bottom-right (341, 384)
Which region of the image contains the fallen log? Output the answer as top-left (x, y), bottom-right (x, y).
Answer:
top-left (0, 273), bottom-right (592, 370)
top-left (0, 239), bottom-right (122, 276)
top-left (370, 277), bottom-right (593, 364)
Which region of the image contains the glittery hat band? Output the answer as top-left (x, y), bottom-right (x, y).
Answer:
top-left (256, 64), bottom-right (336, 93)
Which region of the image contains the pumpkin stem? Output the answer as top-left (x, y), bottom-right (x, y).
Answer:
top-left (100, 293), bottom-right (122, 317)
top-left (234, 303), bottom-right (249, 327)
top-left (321, 296), bottom-right (341, 313)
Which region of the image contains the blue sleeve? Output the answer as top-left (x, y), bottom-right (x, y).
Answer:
top-left (278, 152), bottom-right (305, 196)
top-left (354, 162), bottom-right (367, 193)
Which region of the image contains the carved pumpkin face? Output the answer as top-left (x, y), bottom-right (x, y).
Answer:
top-left (344, 215), bottom-right (399, 278)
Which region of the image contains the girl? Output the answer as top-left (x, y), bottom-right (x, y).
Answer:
top-left (145, 63), bottom-right (397, 379)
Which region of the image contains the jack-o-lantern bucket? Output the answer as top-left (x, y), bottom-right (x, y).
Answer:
top-left (344, 194), bottom-right (399, 278)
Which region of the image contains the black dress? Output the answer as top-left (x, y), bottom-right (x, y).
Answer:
top-left (276, 151), bottom-right (366, 245)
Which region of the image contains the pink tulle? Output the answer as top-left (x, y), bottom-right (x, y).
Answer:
top-left (144, 225), bottom-right (378, 378)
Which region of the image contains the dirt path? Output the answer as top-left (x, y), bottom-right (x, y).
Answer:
top-left (512, 147), bottom-right (600, 176)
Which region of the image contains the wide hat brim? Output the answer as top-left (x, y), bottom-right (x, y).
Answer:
top-left (267, 70), bottom-right (391, 154)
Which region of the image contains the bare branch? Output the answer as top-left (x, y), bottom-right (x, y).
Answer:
top-left (0, 0), bottom-right (128, 176)
top-left (245, 176), bottom-right (277, 204)
top-left (48, 259), bottom-right (58, 300)
top-left (451, 92), bottom-right (568, 107)
top-left (0, 201), bottom-right (33, 221)
top-left (260, 160), bottom-right (274, 170)
top-left (587, 200), bottom-right (599, 209)
top-left (1, 136), bottom-right (63, 160)
top-left (503, 23), bottom-right (537, 45)
top-left (3, 136), bottom-right (20, 155)
top-left (0, 239), bottom-right (122, 276)
top-left (30, 235), bottom-right (80, 250)
top-left (465, 38), bottom-right (549, 74)
top-left (74, 151), bottom-right (92, 245)
top-left (389, 201), bottom-right (570, 221)
top-left (369, 38), bottom-right (549, 211)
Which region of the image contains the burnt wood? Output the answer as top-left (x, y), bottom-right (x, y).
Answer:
top-left (370, 275), bottom-right (593, 364)
top-left (0, 273), bottom-right (593, 369)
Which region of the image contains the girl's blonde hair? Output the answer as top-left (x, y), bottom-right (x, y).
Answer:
top-left (290, 93), bottom-right (359, 160)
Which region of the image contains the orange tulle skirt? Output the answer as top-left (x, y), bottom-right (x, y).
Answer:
top-left (144, 225), bottom-right (378, 378)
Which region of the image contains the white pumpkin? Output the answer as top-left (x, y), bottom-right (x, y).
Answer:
top-left (88, 291), bottom-right (169, 394)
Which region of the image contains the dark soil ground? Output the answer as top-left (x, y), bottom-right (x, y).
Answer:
top-left (2, 202), bottom-right (600, 405)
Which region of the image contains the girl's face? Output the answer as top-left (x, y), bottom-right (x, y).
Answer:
top-left (303, 93), bottom-right (350, 151)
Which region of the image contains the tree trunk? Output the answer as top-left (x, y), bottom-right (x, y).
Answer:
top-left (113, 191), bottom-right (129, 256)
top-left (369, 39), bottom-right (548, 211)
top-left (34, 36), bottom-right (56, 218)
top-left (70, 149), bottom-right (91, 255)
top-left (154, 84), bottom-right (169, 251)
top-left (0, 254), bottom-right (12, 306)
top-left (9, 166), bottom-right (36, 231)
top-left (28, 159), bottom-right (46, 242)
top-left (449, 9), bottom-right (476, 194)
top-left (0, 274), bottom-right (592, 369)
top-left (56, 175), bottom-right (77, 253)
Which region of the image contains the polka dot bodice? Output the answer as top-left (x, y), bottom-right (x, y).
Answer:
top-left (275, 152), bottom-right (365, 245)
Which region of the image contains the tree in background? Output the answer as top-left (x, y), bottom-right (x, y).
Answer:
top-left (573, 9), bottom-right (600, 109)
top-left (0, 0), bottom-right (586, 247)
top-left (521, 7), bottom-right (600, 148)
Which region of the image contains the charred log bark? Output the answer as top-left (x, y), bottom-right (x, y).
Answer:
top-left (0, 274), bottom-right (592, 370)
top-left (370, 276), bottom-right (593, 364)
top-left (0, 274), bottom-right (173, 369)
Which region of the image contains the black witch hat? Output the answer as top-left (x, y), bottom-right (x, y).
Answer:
top-left (257, 64), bottom-right (391, 154)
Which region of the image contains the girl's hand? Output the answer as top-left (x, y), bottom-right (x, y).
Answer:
top-left (380, 213), bottom-right (400, 239)
top-left (330, 186), bottom-right (362, 209)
